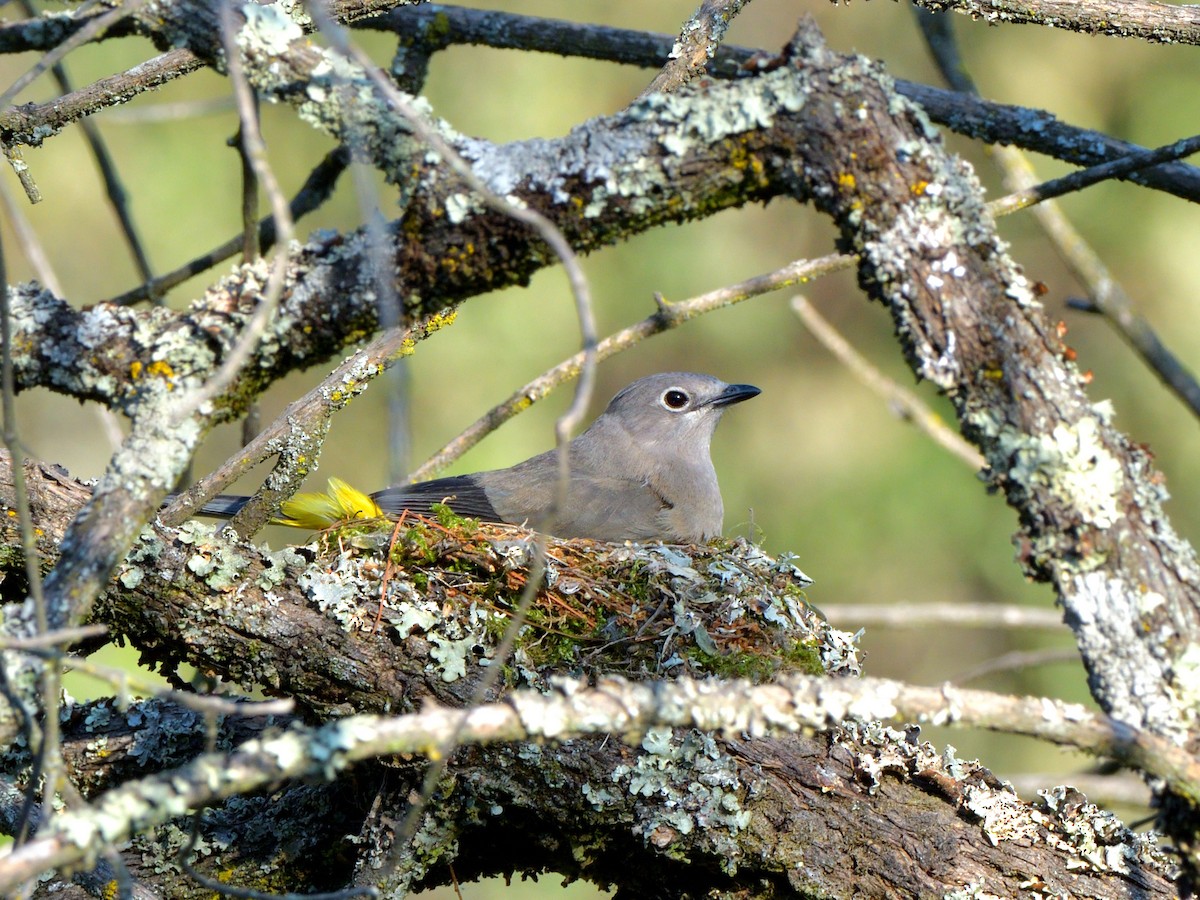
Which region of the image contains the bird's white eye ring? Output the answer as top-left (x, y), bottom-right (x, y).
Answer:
top-left (660, 388), bottom-right (690, 410)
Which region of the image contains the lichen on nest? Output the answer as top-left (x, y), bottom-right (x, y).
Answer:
top-left (296, 506), bottom-right (858, 689)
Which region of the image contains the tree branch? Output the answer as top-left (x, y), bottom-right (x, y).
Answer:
top-left (909, 0), bottom-right (1200, 45)
top-left (0, 677), bottom-right (1181, 897)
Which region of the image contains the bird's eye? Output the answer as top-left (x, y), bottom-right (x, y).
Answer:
top-left (660, 388), bottom-right (690, 410)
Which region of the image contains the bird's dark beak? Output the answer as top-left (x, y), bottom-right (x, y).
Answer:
top-left (710, 383), bottom-right (761, 408)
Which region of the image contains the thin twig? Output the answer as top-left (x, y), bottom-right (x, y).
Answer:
top-left (822, 602), bottom-right (1065, 631)
top-left (12, 644), bottom-right (295, 718)
top-left (639, 0), bottom-right (753, 98)
top-left (0, 0), bottom-right (143, 111)
top-left (997, 149), bottom-right (1200, 418)
top-left (790, 295), bottom-right (986, 470)
top-left (0, 624), bottom-right (108, 650)
top-left (168, 4), bottom-right (295, 425)
top-left (106, 146), bottom-right (349, 306)
top-left (0, 174), bottom-right (62, 296)
top-left (0, 200), bottom-right (64, 848)
top-left (955, 648), bottom-right (1081, 685)
top-left (1, 49), bottom-right (204, 147)
top-left (234, 103), bottom-right (261, 262)
top-left (989, 132), bottom-right (1200, 217)
top-left (410, 252), bottom-right (854, 481)
top-left (909, 0), bottom-right (1200, 47)
top-left (2, 141), bottom-right (40, 203)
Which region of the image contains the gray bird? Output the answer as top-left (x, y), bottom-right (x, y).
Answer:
top-left (201, 372), bottom-right (760, 543)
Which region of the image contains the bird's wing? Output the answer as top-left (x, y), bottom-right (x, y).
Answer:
top-left (559, 474), bottom-right (674, 542)
top-left (371, 475), bottom-right (502, 522)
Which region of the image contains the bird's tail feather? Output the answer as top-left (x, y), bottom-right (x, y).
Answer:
top-left (198, 495), bottom-right (252, 518)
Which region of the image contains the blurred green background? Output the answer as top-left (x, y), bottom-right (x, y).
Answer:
top-left (5, 0), bottom-right (1199, 894)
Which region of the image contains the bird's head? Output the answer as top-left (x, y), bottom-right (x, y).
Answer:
top-left (600, 372), bottom-right (761, 458)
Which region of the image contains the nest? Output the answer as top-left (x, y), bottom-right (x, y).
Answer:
top-left (298, 508), bottom-right (860, 689)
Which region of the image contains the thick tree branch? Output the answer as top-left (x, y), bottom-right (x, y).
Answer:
top-left (5, 3), bottom-right (1200, 209)
top-left (368, 4), bottom-right (1200, 203)
top-left (768, 23), bottom-right (1200, 753)
top-left (0, 680), bottom-right (1180, 897)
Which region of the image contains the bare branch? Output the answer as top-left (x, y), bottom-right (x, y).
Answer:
top-left (0, 0), bottom-right (149, 111)
top-left (824, 602), bottom-right (1066, 630)
top-left (908, 0), bottom-right (1200, 45)
top-left (990, 132), bottom-right (1200, 216)
top-left (0, 50), bottom-right (203, 148)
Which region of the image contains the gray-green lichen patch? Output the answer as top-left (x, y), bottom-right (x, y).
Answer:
top-left (997, 415), bottom-right (1124, 531)
top-left (608, 727), bottom-right (750, 872)
top-left (444, 193), bottom-right (476, 224)
top-left (1169, 643), bottom-right (1200, 728)
top-left (942, 879), bottom-right (994, 900)
top-left (260, 545), bottom-right (303, 591)
top-left (461, 59), bottom-right (808, 222)
top-left (631, 64), bottom-right (808, 158)
top-left (297, 527), bottom-right (501, 683)
top-left (1035, 785), bottom-right (1173, 879)
top-left (237, 1), bottom-right (303, 57)
top-left (224, 0), bottom-right (453, 186)
top-left (1065, 569), bottom-right (1187, 742)
top-left (7, 283), bottom-right (186, 404)
top-left (837, 720), bottom-right (1175, 886)
top-left (179, 521), bottom-right (251, 592)
top-left (353, 789), bottom-right (461, 897)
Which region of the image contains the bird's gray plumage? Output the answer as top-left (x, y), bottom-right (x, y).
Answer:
top-left (202, 372), bottom-right (759, 543)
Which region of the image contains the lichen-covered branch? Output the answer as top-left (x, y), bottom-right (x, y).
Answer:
top-left (639, 0), bottom-right (752, 97)
top-left (364, 4), bottom-right (1200, 203)
top-left (7, 2), bottom-right (1200, 209)
top-left (771, 24), bottom-right (1200, 756)
top-left (0, 681), bottom-right (1179, 897)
